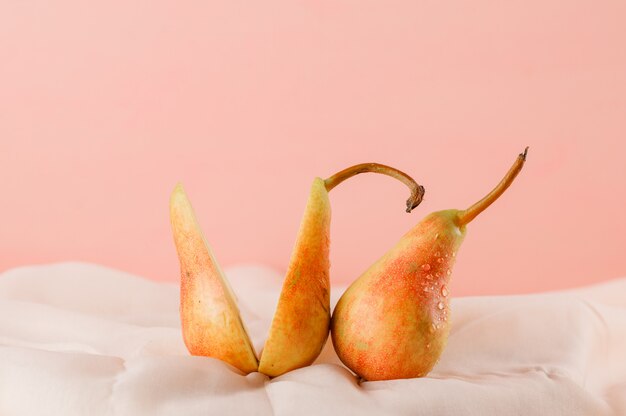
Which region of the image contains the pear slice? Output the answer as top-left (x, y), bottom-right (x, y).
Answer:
top-left (170, 184), bottom-right (258, 374)
top-left (257, 178), bottom-right (332, 376)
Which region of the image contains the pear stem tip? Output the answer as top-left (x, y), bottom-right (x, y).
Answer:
top-left (324, 163), bottom-right (425, 214)
top-left (406, 184), bottom-right (425, 213)
top-left (521, 146), bottom-right (529, 160)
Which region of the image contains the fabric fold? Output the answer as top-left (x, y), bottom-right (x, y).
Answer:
top-left (0, 262), bottom-right (624, 415)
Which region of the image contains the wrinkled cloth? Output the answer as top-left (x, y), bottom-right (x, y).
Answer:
top-left (0, 262), bottom-right (624, 415)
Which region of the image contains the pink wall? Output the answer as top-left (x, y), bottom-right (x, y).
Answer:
top-left (1, 1), bottom-right (625, 295)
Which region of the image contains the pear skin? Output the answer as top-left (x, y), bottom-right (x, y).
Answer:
top-left (331, 149), bottom-right (527, 381)
top-left (331, 210), bottom-right (463, 380)
top-left (258, 178), bottom-right (331, 377)
top-left (170, 184), bottom-right (258, 374)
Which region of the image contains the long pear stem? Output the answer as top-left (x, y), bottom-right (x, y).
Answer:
top-left (457, 147), bottom-right (528, 226)
top-left (324, 163), bottom-right (425, 213)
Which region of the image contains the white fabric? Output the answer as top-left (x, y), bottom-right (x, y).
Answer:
top-left (0, 262), bottom-right (624, 415)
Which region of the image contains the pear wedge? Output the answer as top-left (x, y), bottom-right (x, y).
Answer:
top-left (257, 178), bottom-right (331, 376)
top-left (170, 184), bottom-right (258, 374)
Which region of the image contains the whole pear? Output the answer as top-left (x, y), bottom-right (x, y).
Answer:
top-left (331, 149), bottom-right (528, 381)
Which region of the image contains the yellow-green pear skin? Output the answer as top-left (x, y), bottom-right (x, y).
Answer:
top-left (258, 178), bottom-right (331, 377)
top-left (331, 210), bottom-right (464, 381)
top-left (170, 184), bottom-right (258, 374)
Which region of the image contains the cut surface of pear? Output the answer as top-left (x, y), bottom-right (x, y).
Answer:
top-left (258, 178), bottom-right (331, 376)
top-left (170, 184), bottom-right (258, 374)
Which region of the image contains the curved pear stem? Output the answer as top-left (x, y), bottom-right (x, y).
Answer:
top-left (457, 147), bottom-right (528, 226)
top-left (324, 163), bottom-right (425, 213)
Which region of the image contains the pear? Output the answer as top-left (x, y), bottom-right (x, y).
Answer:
top-left (170, 164), bottom-right (424, 376)
top-left (331, 148), bottom-right (528, 381)
top-left (259, 165), bottom-right (424, 376)
top-left (170, 184), bottom-right (258, 374)
top-left (256, 178), bottom-right (331, 376)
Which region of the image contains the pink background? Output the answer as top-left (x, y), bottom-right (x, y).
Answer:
top-left (1, 1), bottom-right (625, 295)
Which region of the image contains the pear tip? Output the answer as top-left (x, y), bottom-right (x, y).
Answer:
top-left (170, 182), bottom-right (188, 206)
top-left (172, 182), bottom-right (186, 195)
